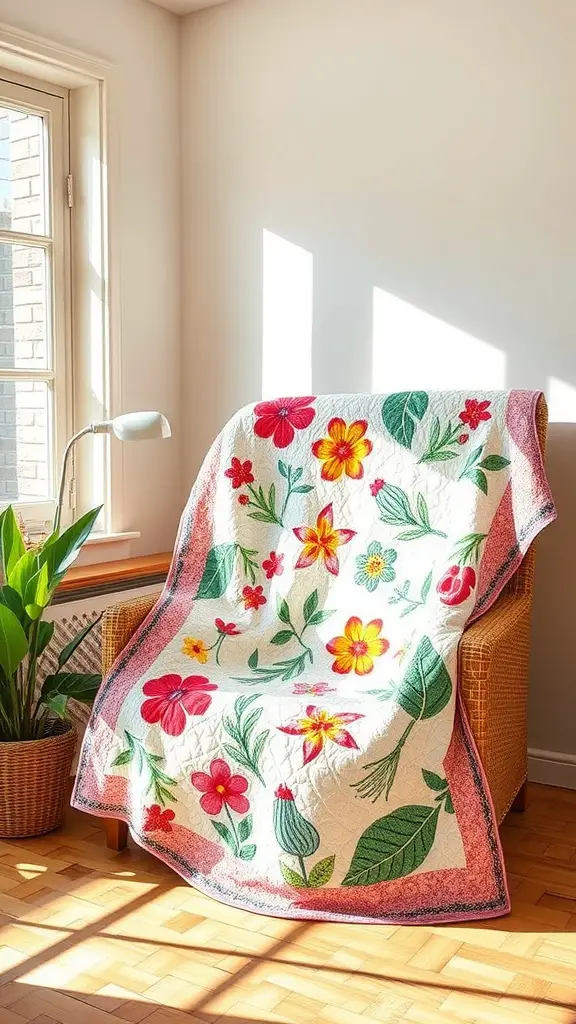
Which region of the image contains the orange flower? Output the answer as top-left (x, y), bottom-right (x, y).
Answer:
top-left (326, 616), bottom-right (389, 675)
top-left (182, 637), bottom-right (209, 664)
top-left (312, 418), bottom-right (372, 482)
top-left (278, 705), bottom-right (364, 765)
top-left (293, 503), bottom-right (355, 576)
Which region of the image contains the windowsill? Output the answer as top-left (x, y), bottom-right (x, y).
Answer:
top-left (55, 550), bottom-right (171, 601)
top-left (84, 531), bottom-right (141, 546)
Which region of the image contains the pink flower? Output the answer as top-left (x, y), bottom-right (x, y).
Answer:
top-left (225, 457), bottom-right (254, 489)
top-left (254, 396), bottom-right (316, 449)
top-left (293, 503), bottom-right (355, 576)
top-left (370, 479), bottom-right (385, 496)
top-left (143, 805), bottom-right (175, 833)
top-left (140, 674), bottom-right (217, 736)
top-left (292, 682), bottom-right (336, 696)
top-left (278, 705), bottom-right (364, 766)
top-left (215, 618), bottom-right (240, 636)
top-left (459, 399), bottom-right (491, 431)
top-left (458, 434), bottom-right (469, 445)
top-left (242, 585), bottom-right (267, 611)
top-left (191, 759), bottom-right (249, 815)
top-left (238, 494), bottom-right (249, 505)
top-left (262, 551), bottom-right (284, 579)
top-left (436, 565), bottom-right (476, 606)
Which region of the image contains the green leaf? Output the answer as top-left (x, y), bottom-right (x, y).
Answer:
top-left (416, 493), bottom-right (430, 528)
top-left (8, 551), bottom-right (38, 601)
top-left (292, 467), bottom-right (303, 482)
top-left (429, 416), bottom-right (441, 451)
top-left (420, 571), bottom-right (432, 602)
top-left (278, 460), bottom-right (288, 479)
top-left (0, 585), bottom-right (27, 626)
top-left (422, 450), bottom-right (458, 462)
top-left (240, 844), bottom-right (256, 860)
top-left (308, 855), bottom-right (335, 888)
top-left (341, 804), bottom-right (440, 886)
top-left (211, 820), bottom-right (235, 848)
top-left (270, 630), bottom-right (293, 646)
top-left (396, 636), bottom-right (452, 721)
top-left (303, 590), bottom-right (318, 623)
top-left (382, 391), bottom-right (429, 450)
top-left (237, 815), bottom-right (253, 842)
top-left (277, 598), bottom-right (291, 624)
top-left (422, 769), bottom-right (447, 792)
top-left (376, 483), bottom-right (414, 526)
top-left (57, 614), bottom-right (102, 670)
top-left (247, 649), bottom-right (259, 670)
top-left (195, 543), bottom-right (237, 599)
top-left (1, 506), bottom-right (25, 579)
top-left (37, 620), bottom-right (55, 656)
top-left (43, 507), bottom-right (102, 584)
top-left (40, 671), bottom-right (101, 706)
top-left (280, 862), bottom-right (307, 888)
top-left (468, 468), bottom-right (488, 494)
top-left (0, 602), bottom-right (28, 677)
top-left (292, 485), bottom-right (314, 494)
top-left (444, 792), bottom-right (455, 814)
top-left (307, 609), bottom-right (335, 626)
top-left (110, 748), bottom-right (133, 767)
top-left (44, 692), bottom-right (69, 718)
top-left (479, 455), bottom-right (510, 472)
top-left (24, 561), bottom-right (51, 616)
top-left (395, 529), bottom-right (428, 541)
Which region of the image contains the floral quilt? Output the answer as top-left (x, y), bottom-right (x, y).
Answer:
top-left (73, 390), bottom-right (555, 924)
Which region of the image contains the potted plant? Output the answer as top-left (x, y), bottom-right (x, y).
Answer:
top-left (0, 504), bottom-right (102, 838)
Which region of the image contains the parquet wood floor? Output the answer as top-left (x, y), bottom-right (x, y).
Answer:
top-left (0, 783), bottom-right (575, 1023)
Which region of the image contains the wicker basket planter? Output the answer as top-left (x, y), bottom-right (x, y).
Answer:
top-left (0, 721), bottom-right (77, 838)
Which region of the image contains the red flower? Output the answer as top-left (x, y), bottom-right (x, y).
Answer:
top-left (215, 618), bottom-right (240, 636)
top-left (436, 565), bottom-right (476, 606)
top-left (458, 434), bottom-right (469, 445)
top-left (275, 783), bottom-right (294, 800)
top-left (140, 673), bottom-right (217, 736)
top-left (262, 550), bottom-right (284, 579)
top-left (242, 585), bottom-right (267, 610)
top-left (143, 805), bottom-right (175, 833)
top-left (254, 396), bottom-right (316, 449)
top-left (191, 758), bottom-right (249, 815)
top-left (278, 705), bottom-right (364, 766)
top-left (225, 457), bottom-right (254, 489)
top-left (370, 479), bottom-right (385, 496)
top-left (238, 494), bottom-right (249, 505)
top-left (459, 399), bottom-right (491, 431)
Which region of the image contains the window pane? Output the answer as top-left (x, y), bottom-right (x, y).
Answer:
top-left (0, 245), bottom-right (48, 369)
top-left (0, 106), bottom-right (46, 236)
top-left (0, 379), bottom-right (51, 503)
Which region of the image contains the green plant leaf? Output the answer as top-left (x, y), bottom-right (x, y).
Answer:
top-left (341, 804), bottom-right (440, 886)
top-left (308, 855), bottom-right (335, 888)
top-left (420, 571), bottom-right (432, 602)
top-left (43, 506), bottom-right (102, 585)
top-left (8, 551), bottom-right (38, 601)
top-left (44, 692), bottom-right (69, 718)
top-left (240, 844), bottom-right (256, 860)
top-left (292, 485), bottom-right (314, 494)
top-left (307, 609), bottom-right (335, 626)
top-left (37, 620), bottom-right (55, 657)
top-left (468, 468), bottom-right (488, 494)
top-left (376, 483), bottom-right (414, 526)
top-left (280, 862), bottom-right (307, 888)
top-left (24, 561), bottom-right (51, 616)
top-left (57, 614), bottom-right (102, 670)
top-left (422, 769), bottom-right (447, 792)
top-left (211, 820), bottom-right (235, 848)
top-left (237, 815), bottom-right (253, 842)
top-left (0, 602), bottom-right (28, 677)
top-left (444, 792), bottom-right (455, 814)
top-left (195, 543), bottom-right (237, 599)
top-left (278, 460), bottom-right (288, 478)
top-left (270, 630), bottom-right (293, 645)
top-left (382, 391), bottom-right (429, 450)
top-left (396, 636), bottom-right (452, 721)
top-left (110, 748), bottom-right (133, 767)
top-left (40, 671), bottom-right (101, 705)
top-left (479, 455), bottom-right (510, 472)
top-left (0, 506), bottom-right (25, 579)
top-left (277, 598), bottom-right (291, 624)
top-left (416, 493), bottom-right (430, 529)
top-left (248, 649), bottom-right (259, 670)
top-left (303, 589), bottom-right (318, 623)
top-left (422, 450), bottom-right (458, 462)
top-left (0, 585), bottom-right (27, 626)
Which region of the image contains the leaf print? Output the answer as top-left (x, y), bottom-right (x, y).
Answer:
top-left (458, 445), bottom-right (510, 492)
top-left (308, 855), bottom-right (336, 888)
top-left (375, 483), bottom-right (447, 541)
top-left (234, 592), bottom-right (334, 685)
top-left (422, 769), bottom-right (447, 792)
top-left (221, 693), bottom-right (269, 784)
top-left (395, 636), bottom-right (452, 721)
top-left (419, 416), bottom-right (464, 463)
top-left (355, 541), bottom-right (397, 591)
top-left (274, 784), bottom-right (333, 887)
top-left (111, 731), bottom-right (178, 806)
top-left (237, 814), bottom-right (253, 842)
top-left (280, 862), bottom-right (307, 888)
top-left (381, 391), bottom-right (429, 450)
top-left (341, 804), bottom-right (440, 886)
top-left (195, 543), bottom-right (236, 599)
top-left (191, 759), bottom-right (253, 859)
top-left (452, 532), bottom-right (487, 566)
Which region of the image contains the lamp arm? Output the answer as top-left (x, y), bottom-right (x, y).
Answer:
top-left (53, 425), bottom-right (94, 533)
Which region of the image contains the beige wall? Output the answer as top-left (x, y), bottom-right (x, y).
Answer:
top-left (181, 0), bottom-right (576, 764)
top-left (0, 0), bottom-right (182, 554)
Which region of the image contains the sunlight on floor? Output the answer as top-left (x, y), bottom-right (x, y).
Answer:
top-left (262, 229), bottom-right (313, 399)
top-left (372, 287), bottom-right (507, 392)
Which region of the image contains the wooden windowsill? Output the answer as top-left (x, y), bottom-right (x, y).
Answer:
top-left (56, 552), bottom-right (172, 599)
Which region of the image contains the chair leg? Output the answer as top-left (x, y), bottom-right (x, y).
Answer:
top-left (105, 818), bottom-right (128, 850)
top-left (511, 781), bottom-right (528, 813)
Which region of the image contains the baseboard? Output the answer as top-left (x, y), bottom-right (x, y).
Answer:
top-left (528, 748), bottom-right (576, 790)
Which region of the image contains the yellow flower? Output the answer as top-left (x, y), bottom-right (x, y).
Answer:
top-left (182, 637), bottom-right (209, 664)
top-left (293, 503), bottom-right (355, 576)
top-left (326, 616), bottom-right (389, 675)
top-left (312, 418), bottom-right (372, 482)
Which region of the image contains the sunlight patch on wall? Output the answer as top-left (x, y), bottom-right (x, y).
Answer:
top-left (262, 229), bottom-right (313, 399)
top-left (547, 377), bottom-right (576, 422)
top-left (372, 288), bottom-right (506, 392)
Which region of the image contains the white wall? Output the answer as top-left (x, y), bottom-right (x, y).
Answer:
top-left (181, 0), bottom-right (576, 768)
top-left (0, 0), bottom-right (182, 555)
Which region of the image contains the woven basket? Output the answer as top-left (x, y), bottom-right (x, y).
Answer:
top-left (0, 721), bottom-right (76, 838)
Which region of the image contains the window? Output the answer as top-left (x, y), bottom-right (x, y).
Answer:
top-left (0, 74), bottom-right (70, 532)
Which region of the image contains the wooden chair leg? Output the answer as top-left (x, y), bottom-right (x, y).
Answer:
top-left (511, 781), bottom-right (528, 813)
top-left (105, 818), bottom-right (128, 850)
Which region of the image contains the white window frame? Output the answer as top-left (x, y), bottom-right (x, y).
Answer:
top-left (0, 72), bottom-right (72, 529)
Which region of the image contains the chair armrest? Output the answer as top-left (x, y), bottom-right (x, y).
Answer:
top-left (101, 592), bottom-right (160, 675)
top-left (460, 592), bottom-right (532, 823)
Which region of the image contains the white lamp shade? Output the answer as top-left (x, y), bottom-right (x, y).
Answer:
top-left (93, 411), bottom-right (171, 441)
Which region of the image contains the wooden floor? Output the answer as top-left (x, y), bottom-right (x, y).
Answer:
top-left (0, 783), bottom-right (575, 1024)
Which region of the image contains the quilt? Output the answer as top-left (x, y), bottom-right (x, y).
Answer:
top-left (73, 390), bottom-right (555, 924)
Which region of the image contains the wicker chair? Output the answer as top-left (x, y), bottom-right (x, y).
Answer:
top-left (100, 397), bottom-right (548, 851)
